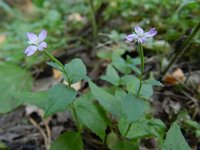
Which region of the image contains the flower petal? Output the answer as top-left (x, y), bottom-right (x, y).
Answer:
top-left (134, 26), bottom-right (144, 35)
top-left (38, 41), bottom-right (47, 51)
top-left (144, 28), bottom-right (157, 38)
top-left (27, 32), bottom-right (38, 44)
top-left (24, 45), bottom-right (37, 56)
top-left (138, 37), bottom-right (147, 43)
top-left (125, 34), bottom-right (138, 42)
top-left (38, 29), bottom-right (47, 42)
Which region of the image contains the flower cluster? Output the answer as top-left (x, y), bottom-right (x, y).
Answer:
top-left (126, 26), bottom-right (157, 43)
top-left (25, 29), bottom-right (47, 56)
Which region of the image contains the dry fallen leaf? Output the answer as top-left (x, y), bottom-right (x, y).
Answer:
top-left (68, 13), bottom-right (86, 22)
top-left (52, 69), bottom-right (62, 80)
top-left (164, 68), bottom-right (185, 85)
top-left (63, 80), bottom-right (81, 91)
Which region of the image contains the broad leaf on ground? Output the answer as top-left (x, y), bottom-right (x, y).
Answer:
top-left (122, 94), bottom-right (147, 123)
top-left (13, 91), bottom-right (48, 111)
top-left (50, 131), bottom-right (83, 150)
top-left (118, 118), bottom-right (166, 145)
top-left (74, 97), bottom-right (108, 140)
top-left (112, 56), bottom-right (131, 75)
top-left (120, 75), bottom-right (153, 99)
top-left (89, 81), bottom-right (122, 117)
top-left (64, 58), bottom-right (87, 84)
top-left (44, 84), bottom-right (77, 117)
top-left (143, 79), bottom-right (164, 87)
top-left (0, 62), bottom-right (32, 113)
top-left (162, 122), bottom-right (190, 150)
top-left (127, 57), bottom-right (141, 75)
top-left (106, 132), bottom-right (118, 149)
top-left (111, 140), bottom-right (139, 150)
top-left (101, 64), bottom-right (120, 86)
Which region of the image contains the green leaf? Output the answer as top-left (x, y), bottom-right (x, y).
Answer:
top-left (122, 94), bottom-right (147, 123)
top-left (184, 119), bottom-right (200, 130)
top-left (50, 131), bottom-right (83, 150)
top-left (64, 58), bottom-right (87, 84)
top-left (127, 57), bottom-right (141, 75)
top-left (140, 84), bottom-right (153, 99)
top-left (44, 84), bottom-right (77, 117)
top-left (106, 132), bottom-right (118, 149)
top-left (127, 57), bottom-right (141, 66)
top-left (74, 97), bottom-right (107, 140)
top-left (120, 75), bottom-right (153, 99)
top-left (112, 140), bottom-right (139, 150)
top-left (97, 50), bottom-right (112, 60)
top-left (46, 61), bottom-right (63, 72)
top-left (112, 56), bottom-right (131, 74)
top-left (143, 79), bottom-right (164, 87)
top-left (162, 122), bottom-right (190, 150)
top-left (101, 64), bottom-right (120, 86)
top-left (0, 62), bottom-right (32, 113)
top-left (128, 64), bottom-right (141, 75)
top-left (119, 75), bottom-right (134, 85)
top-left (13, 91), bottom-right (48, 111)
top-left (115, 89), bottom-right (127, 100)
top-left (118, 118), bottom-right (166, 145)
top-left (33, 0), bottom-right (45, 7)
top-left (89, 81), bottom-right (122, 117)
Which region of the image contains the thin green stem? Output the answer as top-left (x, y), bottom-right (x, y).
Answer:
top-left (137, 43), bottom-right (144, 96)
top-left (72, 102), bottom-right (81, 132)
top-left (124, 124), bottom-right (132, 138)
top-left (44, 50), bottom-right (64, 68)
top-left (161, 20), bottom-right (200, 76)
top-left (43, 50), bottom-right (72, 86)
top-left (87, 0), bottom-right (97, 41)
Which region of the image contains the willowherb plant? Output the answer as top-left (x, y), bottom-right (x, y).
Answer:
top-left (24, 27), bottom-right (190, 150)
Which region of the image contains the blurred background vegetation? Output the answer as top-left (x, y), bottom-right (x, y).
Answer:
top-left (0, 0), bottom-right (200, 149)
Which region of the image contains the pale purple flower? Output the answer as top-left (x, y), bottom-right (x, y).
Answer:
top-left (125, 26), bottom-right (157, 43)
top-left (25, 29), bottom-right (47, 56)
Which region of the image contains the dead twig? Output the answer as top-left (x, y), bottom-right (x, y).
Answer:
top-left (44, 119), bottom-right (51, 149)
top-left (29, 117), bottom-right (50, 150)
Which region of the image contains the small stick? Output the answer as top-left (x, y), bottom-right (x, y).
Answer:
top-left (29, 117), bottom-right (49, 150)
top-left (44, 119), bottom-right (51, 149)
top-left (161, 21), bottom-right (200, 76)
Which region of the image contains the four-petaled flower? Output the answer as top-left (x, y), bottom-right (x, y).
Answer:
top-left (25, 29), bottom-right (48, 56)
top-left (126, 26), bottom-right (157, 43)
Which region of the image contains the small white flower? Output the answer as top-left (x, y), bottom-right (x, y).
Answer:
top-left (126, 26), bottom-right (157, 43)
top-left (25, 29), bottom-right (48, 56)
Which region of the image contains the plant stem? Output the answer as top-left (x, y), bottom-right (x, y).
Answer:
top-left (124, 124), bottom-right (132, 138)
top-left (87, 0), bottom-right (97, 41)
top-left (137, 43), bottom-right (144, 96)
top-left (161, 20), bottom-right (200, 76)
top-left (72, 102), bottom-right (81, 132)
top-left (43, 50), bottom-right (72, 86)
